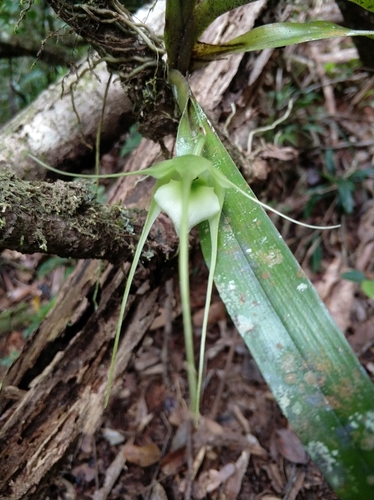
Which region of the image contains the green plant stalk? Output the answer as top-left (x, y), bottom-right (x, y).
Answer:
top-left (190, 102), bottom-right (374, 498)
top-left (165, 0), bottom-right (197, 72)
top-left (179, 174), bottom-right (198, 415)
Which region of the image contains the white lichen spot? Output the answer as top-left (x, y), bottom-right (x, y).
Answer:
top-left (306, 441), bottom-right (337, 474)
top-left (273, 387), bottom-right (292, 412)
top-left (348, 412), bottom-right (361, 430)
top-left (260, 248), bottom-right (283, 268)
top-left (349, 419), bottom-right (359, 430)
top-left (236, 315), bottom-right (254, 334)
top-left (292, 401), bottom-right (302, 415)
top-left (297, 283), bottom-right (308, 292)
top-left (365, 410), bottom-right (374, 432)
top-left (246, 248), bottom-right (253, 254)
top-left (228, 280), bottom-right (236, 291)
top-left (279, 392), bottom-right (291, 410)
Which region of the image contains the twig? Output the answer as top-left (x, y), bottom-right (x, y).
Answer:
top-left (209, 329), bottom-right (238, 421)
top-left (92, 443), bottom-right (129, 500)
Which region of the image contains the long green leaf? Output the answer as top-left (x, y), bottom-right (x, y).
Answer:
top-left (175, 96), bottom-right (374, 497)
top-left (192, 21), bottom-right (374, 61)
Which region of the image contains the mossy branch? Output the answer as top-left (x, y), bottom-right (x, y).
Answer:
top-left (44, 0), bottom-right (176, 141)
top-left (0, 171), bottom-right (178, 263)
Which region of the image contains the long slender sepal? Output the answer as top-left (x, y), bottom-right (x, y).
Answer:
top-left (29, 154), bottom-right (177, 180)
top-left (196, 190), bottom-right (224, 424)
top-left (207, 165), bottom-right (340, 230)
top-left (105, 197), bottom-right (161, 406)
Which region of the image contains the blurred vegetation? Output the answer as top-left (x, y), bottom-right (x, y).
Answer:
top-left (0, 0), bottom-right (149, 126)
top-left (0, 0), bottom-right (84, 125)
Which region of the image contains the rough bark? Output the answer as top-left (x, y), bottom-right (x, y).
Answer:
top-left (0, 169), bottom-right (177, 263)
top-left (0, 139), bottom-right (173, 500)
top-left (0, 2), bottom-right (271, 498)
top-left (44, 0), bottom-right (176, 141)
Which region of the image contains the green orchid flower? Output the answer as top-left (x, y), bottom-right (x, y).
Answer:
top-left (30, 131), bottom-right (337, 421)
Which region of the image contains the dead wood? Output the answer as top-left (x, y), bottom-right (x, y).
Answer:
top-left (0, 169), bottom-right (177, 263)
top-left (0, 2), bottom-right (275, 498)
top-left (0, 139), bottom-right (174, 500)
top-left (45, 0), bottom-right (176, 142)
top-left (0, 60), bottom-right (132, 180)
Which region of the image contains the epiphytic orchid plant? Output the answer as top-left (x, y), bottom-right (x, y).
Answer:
top-left (32, 0), bottom-right (374, 498)
top-left (31, 74), bottom-right (337, 417)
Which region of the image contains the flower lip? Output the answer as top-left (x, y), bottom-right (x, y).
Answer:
top-left (154, 178), bottom-right (221, 234)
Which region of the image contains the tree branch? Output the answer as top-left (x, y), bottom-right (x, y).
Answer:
top-left (0, 170), bottom-right (178, 263)
top-left (0, 33), bottom-right (79, 66)
top-left (45, 0), bottom-right (176, 141)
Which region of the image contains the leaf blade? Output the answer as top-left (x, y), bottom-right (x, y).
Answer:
top-left (192, 21), bottom-right (374, 60)
top-left (191, 99), bottom-right (374, 499)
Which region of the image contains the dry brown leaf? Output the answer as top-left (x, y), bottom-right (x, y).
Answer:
top-left (194, 463), bottom-right (236, 499)
top-left (123, 442), bottom-right (161, 467)
top-left (192, 300), bottom-right (227, 327)
top-left (160, 447), bottom-right (186, 476)
top-left (275, 428), bottom-right (308, 465)
top-left (259, 144), bottom-right (298, 161)
top-left (315, 257), bottom-right (355, 331)
top-left (224, 450), bottom-right (250, 499)
top-left (347, 319), bottom-right (374, 353)
top-left (150, 481), bottom-right (168, 500)
top-left (71, 463), bottom-right (97, 484)
top-left (206, 463), bottom-right (236, 492)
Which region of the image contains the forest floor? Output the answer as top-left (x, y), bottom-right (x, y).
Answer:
top-left (1, 3), bottom-right (374, 500)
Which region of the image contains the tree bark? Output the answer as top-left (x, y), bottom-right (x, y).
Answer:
top-left (0, 139), bottom-right (172, 500)
top-left (0, 60), bottom-right (132, 180)
top-left (0, 169), bottom-right (177, 263)
top-left (0, 2), bottom-right (272, 498)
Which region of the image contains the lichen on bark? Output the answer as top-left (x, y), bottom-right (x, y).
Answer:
top-left (0, 169), bottom-right (177, 263)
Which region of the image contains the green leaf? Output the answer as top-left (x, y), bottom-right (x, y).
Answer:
top-left (192, 21), bottom-right (374, 61)
top-left (361, 280), bottom-right (374, 299)
top-left (348, 0), bottom-right (374, 13)
top-left (337, 179), bottom-right (355, 214)
top-left (341, 270), bottom-right (367, 283)
top-left (37, 257), bottom-right (71, 279)
top-left (178, 95), bottom-right (374, 498)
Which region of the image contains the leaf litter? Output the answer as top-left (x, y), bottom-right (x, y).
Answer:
top-left (1, 1), bottom-right (374, 499)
